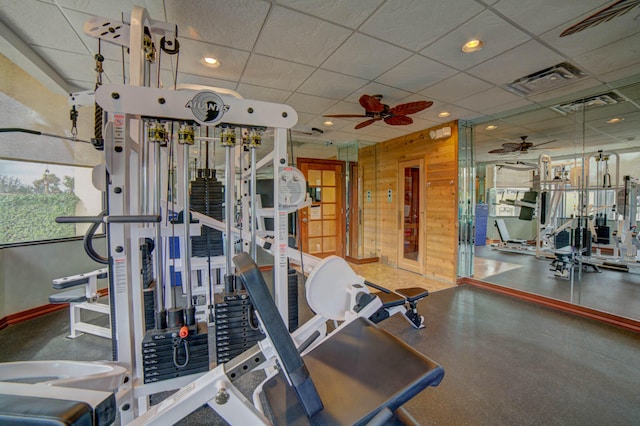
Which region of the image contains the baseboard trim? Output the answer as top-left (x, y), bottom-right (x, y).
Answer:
top-left (0, 288), bottom-right (110, 331)
top-left (0, 304), bottom-right (67, 331)
top-left (345, 256), bottom-right (380, 265)
top-left (460, 277), bottom-right (640, 334)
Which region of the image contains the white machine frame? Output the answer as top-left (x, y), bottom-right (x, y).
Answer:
top-left (51, 268), bottom-right (111, 339)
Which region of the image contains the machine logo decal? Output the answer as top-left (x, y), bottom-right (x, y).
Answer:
top-left (186, 91), bottom-right (229, 125)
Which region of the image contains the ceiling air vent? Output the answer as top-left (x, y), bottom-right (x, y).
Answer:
top-left (550, 91), bottom-right (625, 114)
top-left (506, 62), bottom-right (586, 96)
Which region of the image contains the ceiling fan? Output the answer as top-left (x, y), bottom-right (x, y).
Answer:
top-left (324, 94), bottom-right (433, 129)
top-left (560, 0), bottom-right (640, 37)
top-left (488, 136), bottom-right (557, 155)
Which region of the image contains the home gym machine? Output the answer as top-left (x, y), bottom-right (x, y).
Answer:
top-left (0, 6), bottom-right (443, 425)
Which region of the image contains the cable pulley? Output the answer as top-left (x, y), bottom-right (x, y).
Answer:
top-left (178, 124), bottom-right (195, 145)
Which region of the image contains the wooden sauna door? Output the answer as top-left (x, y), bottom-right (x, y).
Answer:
top-left (397, 158), bottom-right (425, 273)
top-left (298, 158), bottom-right (345, 258)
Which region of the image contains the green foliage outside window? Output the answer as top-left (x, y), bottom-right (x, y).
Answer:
top-left (0, 171), bottom-right (79, 244)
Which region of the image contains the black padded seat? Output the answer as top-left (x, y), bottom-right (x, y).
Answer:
top-left (0, 394), bottom-right (93, 425)
top-left (49, 288), bottom-right (87, 304)
top-left (395, 287), bottom-right (429, 303)
top-left (262, 316), bottom-right (444, 425)
top-left (373, 291), bottom-right (405, 307)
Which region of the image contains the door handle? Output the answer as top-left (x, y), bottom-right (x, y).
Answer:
top-left (302, 218), bottom-right (308, 223)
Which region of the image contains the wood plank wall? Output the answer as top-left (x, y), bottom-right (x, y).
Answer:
top-left (358, 121), bottom-right (459, 284)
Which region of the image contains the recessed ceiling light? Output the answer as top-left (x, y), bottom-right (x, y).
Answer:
top-left (323, 120), bottom-right (334, 126)
top-left (202, 56), bottom-right (220, 67)
top-left (462, 39), bottom-right (484, 53)
top-left (485, 125), bottom-right (498, 130)
top-left (607, 117), bottom-right (624, 124)
top-left (438, 111), bottom-right (451, 118)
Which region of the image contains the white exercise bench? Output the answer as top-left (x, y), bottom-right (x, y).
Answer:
top-left (49, 268), bottom-right (110, 339)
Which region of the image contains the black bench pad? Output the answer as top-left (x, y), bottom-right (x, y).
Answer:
top-left (395, 287), bottom-right (429, 303)
top-left (49, 288), bottom-right (87, 304)
top-left (262, 317), bottom-right (444, 425)
top-left (53, 272), bottom-right (107, 290)
top-left (0, 394), bottom-right (93, 426)
top-left (373, 291), bottom-right (405, 308)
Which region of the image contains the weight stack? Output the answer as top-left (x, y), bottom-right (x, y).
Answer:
top-left (214, 292), bottom-right (265, 364)
top-left (142, 322), bottom-right (209, 384)
top-left (288, 268), bottom-right (299, 332)
top-left (140, 239), bottom-right (156, 331)
top-left (190, 174), bottom-right (224, 257)
top-left (596, 226), bottom-right (610, 244)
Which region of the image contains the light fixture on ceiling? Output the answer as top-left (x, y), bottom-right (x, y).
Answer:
top-left (607, 117), bottom-right (624, 124)
top-left (438, 111), bottom-right (451, 118)
top-left (202, 56), bottom-right (220, 67)
top-left (323, 120), bottom-right (334, 126)
top-left (485, 125), bottom-right (498, 130)
top-left (462, 39), bottom-right (484, 53)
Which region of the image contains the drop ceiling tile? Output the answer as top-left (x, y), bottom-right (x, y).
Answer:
top-left (420, 72), bottom-right (493, 103)
top-left (355, 124), bottom-right (410, 140)
top-left (241, 54), bottom-right (315, 91)
top-left (573, 33), bottom-right (640, 79)
top-left (254, 6), bottom-right (351, 66)
top-left (323, 130), bottom-right (372, 142)
top-left (420, 10), bottom-right (531, 71)
top-left (482, 97), bottom-right (534, 116)
top-left (343, 82), bottom-right (411, 105)
top-left (1, 1), bottom-right (86, 53)
top-left (32, 46), bottom-right (95, 82)
top-left (59, 0), bottom-right (166, 20)
top-left (294, 112), bottom-right (318, 126)
top-left (599, 64), bottom-right (640, 85)
top-left (499, 108), bottom-right (562, 126)
top-left (492, 0), bottom-right (605, 36)
top-left (582, 102), bottom-right (639, 121)
top-left (173, 38), bottom-right (249, 82)
top-left (466, 40), bottom-right (565, 86)
top-left (451, 86), bottom-right (523, 112)
top-left (376, 55), bottom-right (457, 92)
top-left (360, 0), bottom-right (484, 51)
top-left (176, 73), bottom-right (239, 91)
top-left (305, 116), bottom-right (354, 132)
top-left (277, 0), bottom-right (383, 28)
top-left (165, 0), bottom-right (268, 50)
top-left (297, 69), bottom-right (368, 99)
top-left (236, 84), bottom-right (292, 103)
top-left (322, 33), bottom-right (412, 80)
top-left (539, 9), bottom-right (640, 58)
top-left (286, 93), bottom-right (337, 115)
top-left (418, 102), bottom-right (480, 122)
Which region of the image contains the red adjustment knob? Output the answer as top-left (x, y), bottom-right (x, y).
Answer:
top-left (179, 326), bottom-right (189, 338)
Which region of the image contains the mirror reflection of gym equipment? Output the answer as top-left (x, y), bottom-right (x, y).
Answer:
top-left (1, 2), bottom-right (640, 425)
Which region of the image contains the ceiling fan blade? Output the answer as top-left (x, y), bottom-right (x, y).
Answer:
top-left (384, 115), bottom-right (413, 126)
top-left (501, 142), bottom-right (524, 150)
top-left (560, 0), bottom-right (640, 37)
top-left (531, 139), bottom-right (558, 148)
top-left (323, 114), bottom-right (368, 118)
top-left (489, 147), bottom-right (517, 154)
top-left (388, 100), bottom-right (433, 116)
top-left (355, 118), bottom-right (380, 129)
top-left (359, 95), bottom-right (385, 113)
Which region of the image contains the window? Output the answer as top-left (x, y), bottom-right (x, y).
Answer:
top-left (0, 159), bottom-right (102, 245)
